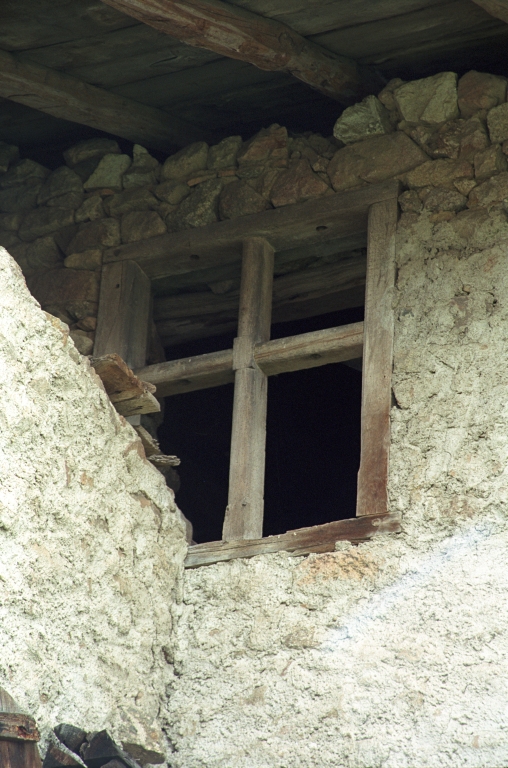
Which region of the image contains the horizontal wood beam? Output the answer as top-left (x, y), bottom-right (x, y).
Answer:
top-left (135, 321), bottom-right (364, 396)
top-left (104, 180), bottom-right (400, 281)
top-left (471, 0), bottom-right (508, 23)
top-left (100, 0), bottom-right (382, 104)
top-left (0, 48), bottom-right (209, 150)
top-left (184, 512), bottom-right (401, 567)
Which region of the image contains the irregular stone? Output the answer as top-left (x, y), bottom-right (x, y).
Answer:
top-left (474, 145), bottom-right (507, 180)
top-left (270, 159), bottom-right (329, 207)
top-left (84, 154), bottom-right (132, 191)
top-left (47, 191), bottom-right (84, 209)
top-left (63, 138), bottom-right (120, 168)
top-left (66, 219), bottom-right (120, 254)
top-left (75, 196), bottom-right (105, 223)
top-left (307, 133), bottom-right (336, 158)
top-left (333, 95), bottom-right (392, 145)
top-left (398, 190), bottom-right (422, 213)
top-left (154, 181), bottom-right (190, 205)
top-left (327, 132), bottom-right (428, 192)
top-left (468, 171), bottom-right (508, 207)
top-left (394, 72), bottom-right (459, 124)
top-left (207, 136), bottom-right (242, 170)
top-left (161, 142), bottom-right (209, 181)
top-left (454, 178), bottom-right (477, 196)
top-left (422, 120), bottom-right (462, 159)
top-left (458, 70), bottom-right (507, 119)
top-left (106, 187), bottom-right (159, 217)
top-left (377, 78), bottom-right (405, 112)
top-left (18, 207), bottom-right (74, 242)
top-left (53, 724), bottom-right (87, 756)
top-left (487, 102), bottom-right (508, 144)
top-left (123, 144), bottom-right (160, 188)
top-left (187, 170), bottom-right (217, 186)
top-left (405, 158), bottom-right (473, 189)
top-left (37, 166), bottom-right (84, 206)
top-left (237, 124), bottom-right (288, 171)
top-left (43, 731), bottom-right (87, 767)
top-left (422, 188), bottom-right (467, 212)
top-left (121, 211), bottom-right (166, 243)
top-left (19, 235), bottom-right (64, 273)
top-left (0, 158), bottom-right (49, 188)
top-left (71, 156), bottom-right (102, 183)
top-left (0, 142), bottom-right (19, 174)
top-left (246, 168), bottom-right (281, 200)
top-left (82, 730), bottom-right (139, 768)
top-left (0, 212), bottom-right (22, 230)
top-left (459, 118), bottom-right (490, 160)
top-left (76, 316), bottom-right (97, 332)
top-left (27, 268), bottom-right (100, 319)
top-left (54, 224), bottom-right (79, 254)
top-left (122, 742), bottom-right (165, 767)
top-left (64, 249), bottom-right (102, 270)
top-left (167, 179), bottom-right (222, 230)
top-left (0, 231), bottom-right (21, 249)
top-left (0, 180), bottom-right (43, 213)
top-left (219, 180), bottom-right (270, 220)
top-left (70, 330), bottom-right (94, 356)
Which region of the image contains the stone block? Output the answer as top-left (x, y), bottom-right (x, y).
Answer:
top-left (459, 118), bottom-right (490, 160)
top-left (0, 158), bottom-right (49, 188)
top-left (64, 249), bottom-right (102, 270)
top-left (0, 142), bottom-right (19, 174)
top-left (167, 179), bottom-right (222, 230)
top-left (154, 181), bottom-right (190, 205)
top-left (123, 144), bottom-right (160, 189)
top-left (327, 132), bottom-right (427, 192)
top-left (237, 124), bottom-right (288, 169)
top-left (270, 159), bottom-right (329, 207)
top-left (0, 231), bottom-right (21, 249)
top-left (161, 142), bottom-right (209, 181)
top-left (474, 145), bottom-right (507, 180)
top-left (66, 218), bottom-right (120, 254)
top-left (468, 171), bottom-right (508, 207)
top-left (19, 207), bottom-right (74, 242)
top-left (405, 158), bottom-right (473, 189)
top-left (75, 196), bottom-right (105, 223)
top-left (458, 70), bottom-right (507, 118)
top-left (422, 188), bottom-right (467, 212)
top-left (37, 166), bottom-right (84, 206)
top-left (121, 210), bottom-right (167, 243)
top-left (219, 180), bottom-right (270, 220)
top-left (63, 138), bottom-right (120, 168)
top-left (208, 136), bottom-right (242, 170)
top-left (70, 329), bottom-right (94, 356)
top-left (333, 95), bottom-right (392, 145)
top-left (487, 102), bottom-right (508, 144)
top-left (0, 180), bottom-right (43, 213)
top-left (71, 156), bottom-right (102, 183)
top-left (394, 72), bottom-right (459, 124)
top-left (398, 190), bottom-right (422, 212)
top-left (20, 235), bottom-right (64, 273)
top-left (28, 267), bottom-right (100, 320)
top-left (84, 154), bottom-right (132, 191)
top-left (106, 187), bottom-right (159, 217)
top-left (377, 78), bottom-right (405, 112)
top-left (0, 212), bottom-right (22, 230)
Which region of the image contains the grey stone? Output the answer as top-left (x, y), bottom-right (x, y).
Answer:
top-left (37, 167), bottom-right (83, 205)
top-left (0, 212), bottom-right (22, 230)
top-left (66, 219), bottom-right (120, 254)
top-left (405, 158), bottom-right (474, 189)
top-left (21, 236), bottom-right (64, 273)
top-left (123, 144), bottom-right (160, 189)
top-left (0, 158), bottom-right (49, 188)
top-left (458, 70), bottom-right (507, 119)
top-left (474, 145), bottom-right (507, 180)
top-left (0, 231), bottom-right (21, 249)
top-left (27, 267), bottom-right (100, 320)
top-left (207, 136), bottom-right (242, 170)
top-left (487, 102), bottom-right (508, 144)
top-left (422, 188), bottom-right (467, 212)
top-left (333, 95), bottom-right (392, 145)
top-left (0, 180), bottom-right (44, 213)
top-left (69, 330), bottom-right (94, 356)
top-left (167, 179), bottom-right (222, 230)
top-left (106, 187), bottom-right (159, 217)
top-left (0, 142), bottom-right (19, 174)
top-left (394, 72), bottom-right (459, 124)
top-left (84, 154), bottom-right (132, 191)
top-left (64, 249), bottom-right (102, 271)
top-left (398, 190), bottom-right (423, 213)
top-left (237, 124), bottom-right (288, 170)
top-left (120, 211), bottom-right (166, 243)
top-left (162, 142), bottom-right (209, 181)
top-left (19, 207), bottom-right (74, 242)
top-left (468, 171), bottom-right (508, 207)
top-left (219, 179), bottom-right (270, 220)
top-left (75, 196), bottom-right (105, 223)
top-left (270, 159), bottom-right (329, 207)
top-left (72, 156), bottom-right (102, 183)
top-left (63, 138), bottom-right (120, 168)
top-left (154, 181), bottom-right (190, 205)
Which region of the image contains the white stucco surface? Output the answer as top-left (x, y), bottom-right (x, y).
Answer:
top-left (0, 247), bottom-right (187, 759)
top-left (163, 208), bottom-right (508, 767)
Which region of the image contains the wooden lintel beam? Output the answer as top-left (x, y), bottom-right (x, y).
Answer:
top-left (0, 48), bottom-right (209, 150)
top-left (100, 0), bottom-right (382, 103)
top-left (135, 321), bottom-right (364, 396)
top-left (471, 0), bottom-right (508, 23)
top-left (185, 512), bottom-right (401, 567)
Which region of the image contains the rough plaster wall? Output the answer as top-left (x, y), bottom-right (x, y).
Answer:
top-left (0, 247), bottom-right (187, 758)
top-left (165, 208), bottom-right (508, 768)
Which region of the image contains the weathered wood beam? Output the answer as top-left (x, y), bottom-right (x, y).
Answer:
top-left (135, 321), bottom-right (364, 396)
top-left (90, 353), bottom-right (161, 416)
top-left (185, 512), bottom-right (401, 567)
top-left (104, 180), bottom-right (400, 281)
top-left (99, 0), bottom-right (382, 104)
top-left (0, 48), bottom-right (208, 150)
top-left (471, 0), bottom-right (508, 23)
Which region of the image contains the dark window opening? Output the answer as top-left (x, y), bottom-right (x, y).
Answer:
top-left (157, 305), bottom-right (364, 544)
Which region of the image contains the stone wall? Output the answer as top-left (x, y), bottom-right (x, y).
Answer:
top-left (0, 247), bottom-right (187, 762)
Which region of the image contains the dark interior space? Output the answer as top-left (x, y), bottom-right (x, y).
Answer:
top-left (158, 305), bottom-right (364, 543)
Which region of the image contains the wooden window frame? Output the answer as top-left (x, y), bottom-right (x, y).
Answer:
top-left (94, 180), bottom-right (402, 567)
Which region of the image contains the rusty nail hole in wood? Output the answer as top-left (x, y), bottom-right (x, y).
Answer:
top-left (190, 254), bottom-right (200, 260)
top-left (316, 225), bottom-right (327, 231)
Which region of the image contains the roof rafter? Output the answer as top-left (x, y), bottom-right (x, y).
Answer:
top-left (471, 0), bottom-right (508, 22)
top-left (0, 48), bottom-right (210, 150)
top-left (99, 0), bottom-right (383, 104)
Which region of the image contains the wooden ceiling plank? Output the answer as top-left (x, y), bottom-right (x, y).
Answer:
top-left (99, 0), bottom-right (383, 103)
top-left (0, 47), bottom-right (210, 149)
top-left (471, 0), bottom-right (508, 23)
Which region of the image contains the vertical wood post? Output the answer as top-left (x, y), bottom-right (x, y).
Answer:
top-left (0, 687), bottom-right (42, 768)
top-left (356, 197), bottom-right (398, 517)
top-left (222, 237), bottom-right (274, 540)
top-left (94, 260), bottom-right (151, 370)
